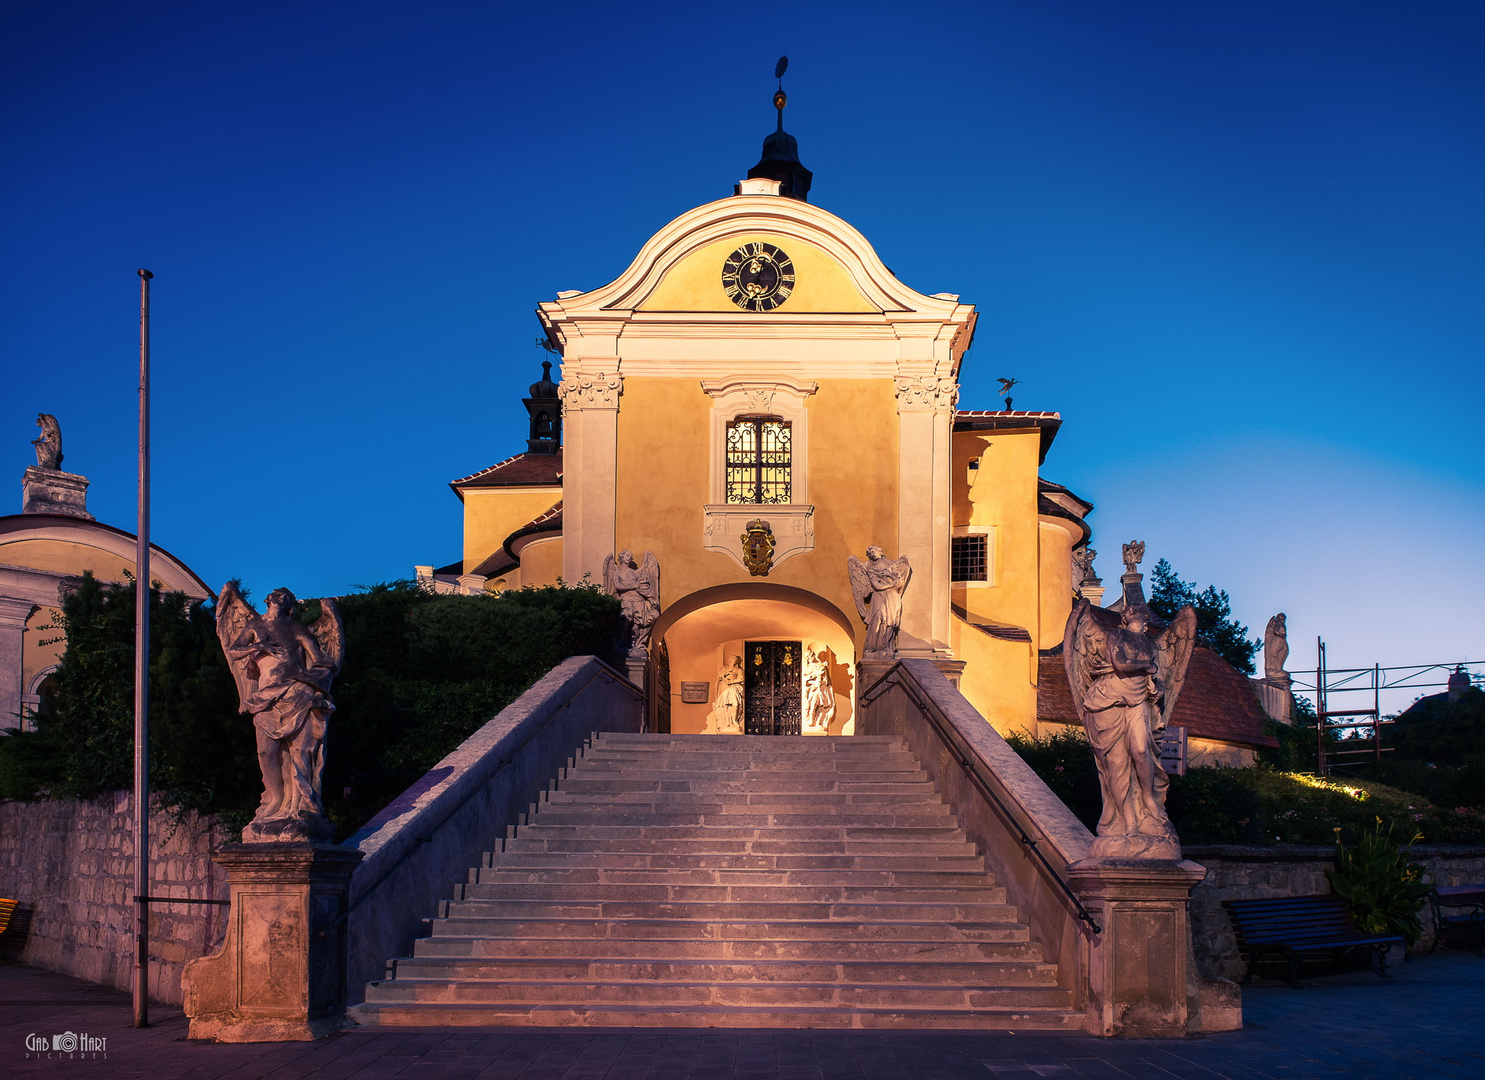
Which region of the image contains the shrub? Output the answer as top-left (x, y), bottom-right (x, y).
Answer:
top-left (0, 576), bottom-right (623, 840)
top-left (1326, 818), bottom-right (1432, 946)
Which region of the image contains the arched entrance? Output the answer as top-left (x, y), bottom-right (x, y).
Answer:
top-left (649, 584), bottom-right (858, 736)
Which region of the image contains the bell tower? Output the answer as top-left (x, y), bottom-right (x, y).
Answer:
top-left (524, 360), bottom-right (561, 454)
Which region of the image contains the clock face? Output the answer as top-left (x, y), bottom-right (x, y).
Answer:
top-left (721, 242), bottom-right (795, 312)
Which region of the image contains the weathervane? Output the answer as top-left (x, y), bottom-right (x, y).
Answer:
top-left (774, 56), bottom-right (788, 130)
top-left (997, 377), bottom-right (1020, 412)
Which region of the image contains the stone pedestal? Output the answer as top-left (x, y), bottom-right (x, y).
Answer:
top-left (182, 843), bottom-right (362, 1042)
top-left (22, 466), bottom-right (93, 519)
top-left (1252, 677), bottom-right (1293, 724)
top-left (1067, 857), bottom-right (1207, 1037)
top-left (626, 654), bottom-right (647, 690)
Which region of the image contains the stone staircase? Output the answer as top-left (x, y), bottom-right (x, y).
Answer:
top-left (350, 732), bottom-right (1081, 1029)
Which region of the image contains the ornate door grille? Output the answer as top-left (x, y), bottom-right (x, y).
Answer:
top-left (726, 417), bottom-right (792, 504)
top-left (744, 640), bottom-right (802, 736)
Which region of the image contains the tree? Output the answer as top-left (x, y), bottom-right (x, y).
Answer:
top-left (1147, 558), bottom-right (1260, 673)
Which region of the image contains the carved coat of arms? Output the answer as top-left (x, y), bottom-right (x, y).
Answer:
top-left (740, 519), bottom-right (775, 576)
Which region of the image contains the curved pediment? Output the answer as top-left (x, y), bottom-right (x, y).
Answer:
top-left (542, 195), bottom-right (967, 321)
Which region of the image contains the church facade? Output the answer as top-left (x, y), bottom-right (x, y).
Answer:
top-left (418, 125), bottom-right (1270, 763)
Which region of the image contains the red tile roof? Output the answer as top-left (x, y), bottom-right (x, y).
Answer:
top-left (955, 410), bottom-right (1061, 419)
top-left (1037, 648), bottom-right (1277, 749)
top-left (452, 450), bottom-right (563, 490)
top-left (953, 412), bottom-right (1062, 463)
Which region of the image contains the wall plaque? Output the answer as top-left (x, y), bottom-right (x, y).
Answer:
top-left (680, 682), bottom-right (709, 704)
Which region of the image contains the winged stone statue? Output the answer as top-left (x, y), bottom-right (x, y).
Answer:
top-left (1064, 597), bottom-right (1196, 859)
top-left (217, 582), bottom-right (344, 843)
top-left (847, 546), bottom-right (911, 658)
top-left (603, 550), bottom-right (660, 658)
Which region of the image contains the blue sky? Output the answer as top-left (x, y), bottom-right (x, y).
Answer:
top-left (3, 1), bottom-right (1481, 708)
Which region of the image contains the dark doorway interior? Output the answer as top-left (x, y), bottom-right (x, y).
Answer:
top-left (744, 640), bottom-right (802, 735)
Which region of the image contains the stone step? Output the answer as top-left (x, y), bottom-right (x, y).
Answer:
top-left (356, 731), bottom-right (1068, 1033)
top-left (593, 734), bottom-right (905, 747)
top-left (380, 956), bottom-right (1059, 987)
top-left (500, 837), bottom-right (981, 856)
top-left (346, 1000), bottom-right (1085, 1031)
top-left (573, 760), bottom-right (920, 778)
top-left (546, 791), bottom-right (943, 807)
top-left (515, 811), bottom-right (956, 828)
top-left (412, 936), bottom-right (1039, 961)
top-left (427, 917), bottom-right (1033, 943)
top-left (471, 868), bottom-right (997, 887)
top-left (478, 852), bottom-right (987, 872)
top-left (440, 900), bottom-right (1022, 921)
top-left (366, 979), bottom-right (1067, 1012)
top-left (510, 825), bottom-right (965, 841)
top-left (456, 883), bottom-right (1009, 904)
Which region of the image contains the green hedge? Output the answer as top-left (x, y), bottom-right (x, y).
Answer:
top-left (0, 576), bottom-right (622, 840)
top-left (1005, 729), bottom-right (1485, 846)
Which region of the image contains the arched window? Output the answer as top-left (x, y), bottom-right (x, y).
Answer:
top-left (726, 416), bottom-right (792, 504)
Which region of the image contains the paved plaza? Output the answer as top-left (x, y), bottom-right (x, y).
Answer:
top-left (4, 951), bottom-right (1482, 1080)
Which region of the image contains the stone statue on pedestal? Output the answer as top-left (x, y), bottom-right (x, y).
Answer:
top-left (1065, 598), bottom-right (1196, 859)
top-left (1121, 540), bottom-right (1144, 576)
top-left (603, 550), bottom-right (660, 658)
top-left (801, 644), bottom-right (836, 735)
top-left (1264, 613), bottom-right (1289, 682)
top-left (847, 546), bottom-right (911, 658)
top-left (217, 583), bottom-right (343, 843)
top-left (32, 413), bottom-right (62, 469)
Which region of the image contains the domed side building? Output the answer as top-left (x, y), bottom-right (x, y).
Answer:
top-left (1, 438), bottom-right (211, 731)
top-left (417, 105), bottom-right (1273, 764)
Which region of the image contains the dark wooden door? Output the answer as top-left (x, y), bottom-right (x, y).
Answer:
top-left (744, 640), bottom-right (802, 735)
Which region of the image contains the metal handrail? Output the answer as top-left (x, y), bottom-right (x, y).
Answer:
top-left (861, 672), bottom-right (1101, 935)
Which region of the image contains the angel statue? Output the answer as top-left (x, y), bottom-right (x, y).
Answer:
top-left (603, 550), bottom-right (660, 657)
top-left (801, 644), bottom-right (836, 735)
top-left (1064, 598), bottom-right (1196, 859)
top-left (703, 655), bottom-right (745, 735)
top-left (847, 546), bottom-right (911, 657)
top-left (32, 413), bottom-right (62, 470)
top-left (217, 582), bottom-right (344, 843)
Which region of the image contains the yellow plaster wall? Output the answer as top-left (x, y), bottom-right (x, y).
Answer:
top-left (514, 536), bottom-right (564, 589)
top-left (637, 235), bottom-right (879, 313)
top-left (613, 377), bottom-right (898, 645)
top-left (22, 605), bottom-right (63, 697)
top-left (952, 430), bottom-right (1042, 639)
top-left (0, 539), bottom-right (137, 582)
top-left (951, 615), bottom-right (1038, 737)
top-left (1037, 522), bottom-right (1076, 650)
top-left (460, 488), bottom-right (561, 574)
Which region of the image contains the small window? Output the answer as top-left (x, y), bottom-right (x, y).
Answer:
top-left (726, 416), bottom-right (792, 504)
top-left (951, 534), bottom-right (988, 583)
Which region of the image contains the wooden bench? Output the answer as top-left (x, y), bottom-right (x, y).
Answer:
top-left (1223, 895), bottom-right (1403, 987)
top-left (1429, 885), bottom-right (1485, 955)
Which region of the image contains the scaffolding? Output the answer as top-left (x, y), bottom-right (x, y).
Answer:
top-left (1289, 646), bottom-right (1484, 776)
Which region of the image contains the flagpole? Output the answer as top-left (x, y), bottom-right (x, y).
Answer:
top-left (134, 268), bottom-right (153, 1029)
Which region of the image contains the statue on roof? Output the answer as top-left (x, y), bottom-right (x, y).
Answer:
top-left (217, 583), bottom-right (344, 843)
top-left (1065, 597), bottom-right (1197, 859)
top-left (1121, 540), bottom-right (1145, 576)
top-left (1264, 613), bottom-right (1290, 682)
top-left (603, 550), bottom-right (660, 658)
top-left (847, 546), bottom-right (912, 658)
top-left (32, 413), bottom-right (62, 470)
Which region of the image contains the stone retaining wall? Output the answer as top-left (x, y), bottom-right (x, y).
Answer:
top-left (0, 793), bottom-right (228, 1004)
top-left (1184, 844), bottom-right (1485, 981)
